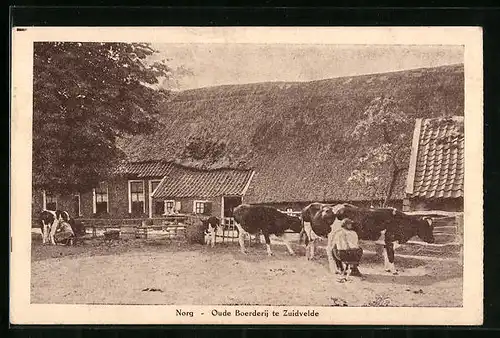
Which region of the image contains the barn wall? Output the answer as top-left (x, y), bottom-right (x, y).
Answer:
top-left (166, 196), bottom-right (222, 217)
top-left (409, 197), bottom-right (463, 212)
top-left (32, 178), bottom-right (227, 220)
top-left (255, 199), bottom-right (403, 212)
top-left (108, 178), bottom-right (133, 218)
top-left (81, 190), bottom-right (94, 217)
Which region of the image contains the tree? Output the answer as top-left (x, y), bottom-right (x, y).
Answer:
top-left (347, 96), bottom-right (412, 207)
top-left (33, 42), bottom-right (173, 193)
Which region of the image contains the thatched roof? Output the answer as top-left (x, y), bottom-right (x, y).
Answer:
top-left (118, 64), bottom-right (464, 204)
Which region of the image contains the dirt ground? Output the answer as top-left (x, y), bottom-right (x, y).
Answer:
top-left (31, 236), bottom-right (463, 307)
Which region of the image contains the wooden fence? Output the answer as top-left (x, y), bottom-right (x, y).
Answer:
top-left (32, 209), bottom-right (463, 256)
top-left (48, 211), bottom-right (302, 244)
top-left (68, 216), bottom-right (189, 240)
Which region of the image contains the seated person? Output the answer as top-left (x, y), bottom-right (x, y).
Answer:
top-left (332, 218), bottom-right (363, 278)
top-left (54, 221), bottom-right (75, 246)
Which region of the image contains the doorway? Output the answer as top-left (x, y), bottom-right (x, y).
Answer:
top-left (223, 196), bottom-right (242, 217)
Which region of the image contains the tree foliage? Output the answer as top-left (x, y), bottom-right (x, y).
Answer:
top-left (33, 42), bottom-right (172, 193)
top-left (347, 96), bottom-right (412, 206)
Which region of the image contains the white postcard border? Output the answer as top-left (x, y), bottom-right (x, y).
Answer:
top-left (10, 26), bottom-right (483, 325)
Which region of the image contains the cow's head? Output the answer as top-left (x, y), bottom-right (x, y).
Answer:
top-left (416, 216), bottom-right (435, 243)
top-left (318, 206), bottom-right (337, 225)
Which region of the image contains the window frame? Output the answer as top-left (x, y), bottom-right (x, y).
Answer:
top-left (93, 184), bottom-right (109, 214)
top-left (42, 190), bottom-right (58, 211)
top-left (163, 200), bottom-right (176, 215)
top-left (73, 193), bottom-right (82, 217)
top-left (128, 180), bottom-right (146, 214)
top-left (193, 200), bottom-right (210, 215)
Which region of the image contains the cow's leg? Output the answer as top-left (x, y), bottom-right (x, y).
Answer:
top-left (302, 222), bottom-right (311, 259)
top-left (41, 221), bottom-right (49, 244)
top-left (234, 222), bottom-right (247, 254)
top-left (384, 241), bottom-right (398, 275)
top-left (278, 234), bottom-right (295, 256)
top-left (48, 219), bottom-right (59, 245)
top-left (208, 225), bottom-right (216, 248)
top-left (327, 231), bottom-right (341, 274)
top-left (263, 231), bottom-right (273, 256)
top-left (310, 240), bottom-right (317, 260)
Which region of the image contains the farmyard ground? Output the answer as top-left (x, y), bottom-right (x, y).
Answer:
top-left (31, 236), bottom-right (463, 307)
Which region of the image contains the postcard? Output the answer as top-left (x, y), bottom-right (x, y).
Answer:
top-left (10, 26), bottom-right (483, 325)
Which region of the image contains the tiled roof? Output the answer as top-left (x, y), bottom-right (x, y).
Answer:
top-left (152, 166), bottom-right (254, 199)
top-left (406, 116), bottom-right (464, 199)
top-left (114, 161), bottom-right (176, 178)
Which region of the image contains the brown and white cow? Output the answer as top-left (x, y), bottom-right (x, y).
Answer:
top-left (233, 204), bottom-right (302, 256)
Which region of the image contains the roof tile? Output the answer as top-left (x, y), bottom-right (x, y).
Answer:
top-left (152, 165), bottom-right (254, 199)
top-left (409, 116), bottom-right (464, 199)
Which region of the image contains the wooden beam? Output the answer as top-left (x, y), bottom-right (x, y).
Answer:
top-left (405, 118), bottom-right (423, 195)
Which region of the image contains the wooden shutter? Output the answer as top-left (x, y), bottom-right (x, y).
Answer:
top-left (204, 201), bottom-right (212, 215)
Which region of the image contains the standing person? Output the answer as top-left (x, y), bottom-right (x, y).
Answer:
top-left (332, 218), bottom-right (363, 280)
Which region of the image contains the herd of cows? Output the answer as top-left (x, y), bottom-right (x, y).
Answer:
top-left (37, 202), bottom-right (435, 277)
top-left (230, 203), bottom-right (434, 276)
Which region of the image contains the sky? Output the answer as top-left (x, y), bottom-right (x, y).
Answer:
top-left (149, 43), bottom-right (464, 91)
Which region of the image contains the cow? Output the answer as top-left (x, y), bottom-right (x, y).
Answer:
top-left (202, 216), bottom-right (220, 248)
top-left (299, 203), bottom-right (363, 277)
top-left (299, 203), bottom-right (356, 260)
top-left (233, 204), bottom-right (302, 256)
top-left (40, 209), bottom-right (59, 245)
top-left (334, 204), bottom-right (434, 274)
top-left (39, 210), bottom-right (85, 246)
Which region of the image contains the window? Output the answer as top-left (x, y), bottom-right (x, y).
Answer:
top-left (164, 200), bottom-right (175, 214)
top-left (193, 200), bottom-right (212, 215)
top-left (72, 194), bottom-right (81, 216)
top-left (93, 184), bottom-right (109, 214)
top-left (128, 180), bottom-right (145, 214)
top-left (43, 191), bottom-right (57, 211)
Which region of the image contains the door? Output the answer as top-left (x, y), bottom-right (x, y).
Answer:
top-left (223, 196), bottom-right (242, 217)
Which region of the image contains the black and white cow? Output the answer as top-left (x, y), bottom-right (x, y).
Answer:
top-left (39, 210), bottom-right (84, 245)
top-left (300, 203), bottom-right (363, 276)
top-left (233, 204), bottom-right (302, 256)
top-left (335, 204), bottom-right (434, 274)
top-left (40, 209), bottom-right (59, 245)
top-left (202, 216), bottom-right (220, 248)
top-left (300, 203), bottom-right (435, 275)
top-left (300, 203), bottom-right (356, 260)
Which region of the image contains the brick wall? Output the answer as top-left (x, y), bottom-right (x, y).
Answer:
top-left (32, 184), bottom-right (225, 220)
top-left (164, 196), bottom-right (222, 217)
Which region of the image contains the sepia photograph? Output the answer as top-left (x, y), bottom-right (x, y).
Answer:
top-left (10, 27), bottom-right (483, 325)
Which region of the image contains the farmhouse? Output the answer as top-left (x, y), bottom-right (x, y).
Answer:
top-left (32, 161), bottom-right (254, 220)
top-left (32, 64), bottom-right (465, 220)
